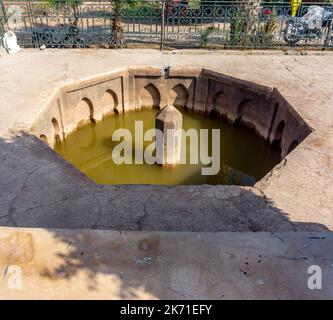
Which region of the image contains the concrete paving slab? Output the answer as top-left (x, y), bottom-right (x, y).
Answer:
top-left (0, 227), bottom-right (332, 300)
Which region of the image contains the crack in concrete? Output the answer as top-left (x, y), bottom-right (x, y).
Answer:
top-left (257, 158), bottom-right (287, 189)
top-left (90, 191), bottom-right (106, 229)
top-left (17, 196), bottom-right (70, 214)
top-left (271, 232), bottom-right (285, 242)
top-left (137, 191), bottom-right (156, 231)
top-left (6, 159), bottom-right (55, 221)
top-left (256, 187), bottom-right (297, 232)
top-left (0, 145), bottom-right (13, 166)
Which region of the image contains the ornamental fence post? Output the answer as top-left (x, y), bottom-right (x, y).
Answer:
top-left (160, 0), bottom-right (166, 50)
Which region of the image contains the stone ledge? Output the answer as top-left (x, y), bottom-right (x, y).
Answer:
top-left (0, 227), bottom-right (332, 299)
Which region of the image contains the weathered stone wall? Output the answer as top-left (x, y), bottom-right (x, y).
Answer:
top-left (30, 66), bottom-right (311, 159)
top-left (269, 88), bottom-right (313, 158)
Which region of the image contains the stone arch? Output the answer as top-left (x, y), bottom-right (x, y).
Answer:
top-left (169, 84), bottom-right (189, 109)
top-left (51, 117), bottom-right (61, 141)
top-left (212, 91), bottom-right (229, 117)
top-left (233, 117), bottom-right (241, 127)
top-left (39, 134), bottom-right (48, 145)
top-left (139, 84), bottom-right (160, 108)
top-left (272, 120), bottom-right (285, 148)
top-left (100, 90), bottom-right (119, 115)
top-left (75, 97), bottom-right (94, 128)
top-left (235, 99), bottom-right (257, 130)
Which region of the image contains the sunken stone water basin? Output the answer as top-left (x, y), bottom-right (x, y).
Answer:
top-left (32, 66), bottom-right (312, 186)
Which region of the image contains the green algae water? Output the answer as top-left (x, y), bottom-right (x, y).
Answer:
top-left (54, 108), bottom-right (281, 185)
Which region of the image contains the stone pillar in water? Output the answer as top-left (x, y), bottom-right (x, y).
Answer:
top-left (156, 105), bottom-right (182, 166)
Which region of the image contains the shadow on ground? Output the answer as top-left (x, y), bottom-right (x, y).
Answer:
top-left (0, 134), bottom-right (331, 298)
top-left (0, 134), bottom-right (328, 232)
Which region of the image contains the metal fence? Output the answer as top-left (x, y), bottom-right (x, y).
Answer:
top-left (1, 0), bottom-right (332, 50)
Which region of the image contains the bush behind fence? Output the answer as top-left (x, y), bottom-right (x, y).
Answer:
top-left (0, 0), bottom-right (332, 49)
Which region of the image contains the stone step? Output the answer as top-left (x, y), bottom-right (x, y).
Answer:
top-left (0, 227), bottom-right (332, 299)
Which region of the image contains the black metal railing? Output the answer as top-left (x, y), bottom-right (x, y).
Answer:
top-left (0, 0), bottom-right (332, 49)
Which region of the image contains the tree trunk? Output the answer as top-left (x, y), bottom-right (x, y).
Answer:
top-left (111, 0), bottom-right (124, 47)
top-left (72, 4), bottom-right (79, 27)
